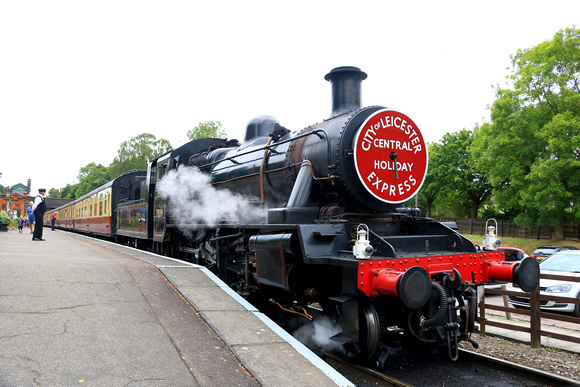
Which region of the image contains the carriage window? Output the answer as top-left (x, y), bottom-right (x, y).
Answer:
top-left (158, 163), bottom-right (168, 183)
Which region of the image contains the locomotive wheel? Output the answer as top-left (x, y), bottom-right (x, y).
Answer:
top-left (342, 302), bottom-right (381, 362)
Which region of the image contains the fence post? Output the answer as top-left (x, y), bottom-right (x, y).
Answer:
top-left (529, 286), bottom-right (541, 348)
top-left (501, 284), bottom-right (512, 320)
top-left (479, 288), bottom-right (486, 336)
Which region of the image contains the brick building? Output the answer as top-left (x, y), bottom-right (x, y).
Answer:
top-left (0, 179), bottom-right (32, 218)
top-left (0, 179), bottom-right (72, 219)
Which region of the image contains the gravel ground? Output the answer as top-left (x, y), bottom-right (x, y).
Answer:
top-left (458, 333), bottom-right (580, 381)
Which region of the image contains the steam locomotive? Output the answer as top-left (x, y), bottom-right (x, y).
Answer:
top-left (46, 67), bottom-right (540, 362)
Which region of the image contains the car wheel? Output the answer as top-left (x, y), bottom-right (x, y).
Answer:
top-left (573, 294), bottom-right (580, 318)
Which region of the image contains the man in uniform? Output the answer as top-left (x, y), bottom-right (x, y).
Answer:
top-left (31, 188), bottom-right (47, 241)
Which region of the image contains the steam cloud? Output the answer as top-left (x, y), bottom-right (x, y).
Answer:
top-left (158, 166), bottom-right (267, 232)
top-left (293, 316), bottom-right (342, 352)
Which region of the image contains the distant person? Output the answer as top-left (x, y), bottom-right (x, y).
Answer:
top-left (31, 188), bottom-right (47, 241)
top-left (26, 201), bottom-right (35, 234)
top-left (51, 212), bottom-right (57, 231)
top-left (18, 216), bottom-right (24, 233)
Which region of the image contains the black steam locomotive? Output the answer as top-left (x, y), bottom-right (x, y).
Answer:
top-left (47, 67), bottom-right (539, 362)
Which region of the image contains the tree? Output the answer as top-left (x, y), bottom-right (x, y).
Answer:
top-left (75, 163), bottom-right (110, 197)
top-left (187, 121), bottom-right (227, 140)
top-left (429, 129), bottom-right (492, 218)
top-left (109, 133), bottom-right (172, 179)
top-left (50, 164), bottom-right (110, 199)
top-left (417, 143), bottom-right (445, 217)
top-left (48, 188), bottom-right (60, 198)
top-left (472, 27), bottom-right (580, 236)
top-left (59, 183), bottom-right (80, 199)
top-left (471, 90), bottom-right (546, 216)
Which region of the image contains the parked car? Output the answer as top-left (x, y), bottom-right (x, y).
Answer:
top-left (498, 246), bottom-right (529, 262)
top-left (507, 251), bottom-right (580, 317)
top-left (530, 245), bottom-right (579, 262)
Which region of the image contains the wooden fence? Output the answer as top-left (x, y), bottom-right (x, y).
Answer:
top-left (479, 274), bottom-right (580, 348)
top-left (436, 218), bottom-right (580, 240)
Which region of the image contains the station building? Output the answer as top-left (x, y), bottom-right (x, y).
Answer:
top-left (0, 178), bottom-right (72, 219)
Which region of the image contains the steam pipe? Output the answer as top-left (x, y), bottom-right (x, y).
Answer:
top-left (421, 282), bottom-right (448, 328)
top-left (198, 129), bottom-right (329, 170)
top-left (287, 163), bottom-right (313, 207)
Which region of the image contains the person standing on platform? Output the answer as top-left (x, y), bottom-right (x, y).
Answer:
top-left (18, 216), bottom-right (24, 233)
top-left (31, 188), bottom-right (47, 241)
top-left (26, 201), bottom-right (35, 234)
top-left (51, 212), bottom-right (57, 231)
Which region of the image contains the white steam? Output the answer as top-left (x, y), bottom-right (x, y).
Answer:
top-left (158, 166), bottom-right (267, 230)
top-left (293, 316), bottom-right (342, 352)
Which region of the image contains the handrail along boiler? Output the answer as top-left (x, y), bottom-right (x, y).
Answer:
top-left (46, 67), bottom-right (540, 362)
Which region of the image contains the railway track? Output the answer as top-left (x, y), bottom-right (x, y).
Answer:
top-left (458, 349), bottom-right (579, 386)
top-left (319, 347), bottom-right (579, 386)
top-left (270, 301), bottom-right (577, 385)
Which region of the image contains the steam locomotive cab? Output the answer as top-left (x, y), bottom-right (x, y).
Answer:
top-left (161, 67), bottom-right (540, 362)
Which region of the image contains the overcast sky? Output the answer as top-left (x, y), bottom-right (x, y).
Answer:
top-left (1, 1), bottom-right (578, 194)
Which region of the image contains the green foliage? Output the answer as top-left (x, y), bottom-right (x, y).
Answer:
top-left (187, 121), bottom-right (227, 140)
top-left (473, 27), bottom-right (580, 235)
top-left (59, 184), bottom-right (78, 199)
top-left (415, 143), bottom-right (444, 217)
top-left (74, 163), bottom-right (111, 197)
top-left (427, 129), bottom-right (492, 218)
top-left (0, 185), bottom-right (6, 195)
top-left (109, 133), bottom-right (172, 179)
top-left (0, 210), bottom-right (11, 224)
top-left (50, 163), bottom-right (110, 199)
top-left (519, 112), bottom-right (580, 223)
top-left (510, 28), bottom-right (580, 113)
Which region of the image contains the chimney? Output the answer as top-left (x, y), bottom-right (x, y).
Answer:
top-left (324, 66), bottom-right (367, 117)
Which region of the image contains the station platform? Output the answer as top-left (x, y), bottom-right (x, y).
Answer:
top-left (0, 229), bottom-right (353, 386)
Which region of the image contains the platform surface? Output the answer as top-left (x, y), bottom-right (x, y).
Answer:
top-left (0, 229), bottom-right (353, 386)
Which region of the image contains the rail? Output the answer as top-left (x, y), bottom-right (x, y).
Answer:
top-left (478, 273), bottom-right (580, 348)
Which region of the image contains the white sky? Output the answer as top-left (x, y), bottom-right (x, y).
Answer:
top-left (1, 0), bottom-right (578, 193)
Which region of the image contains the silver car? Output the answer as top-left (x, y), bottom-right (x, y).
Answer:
top-left (507, 251), bottom-right (580, 317)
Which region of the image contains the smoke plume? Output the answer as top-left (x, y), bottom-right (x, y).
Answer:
top-left (158, 166), bottom-right (267, 232)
